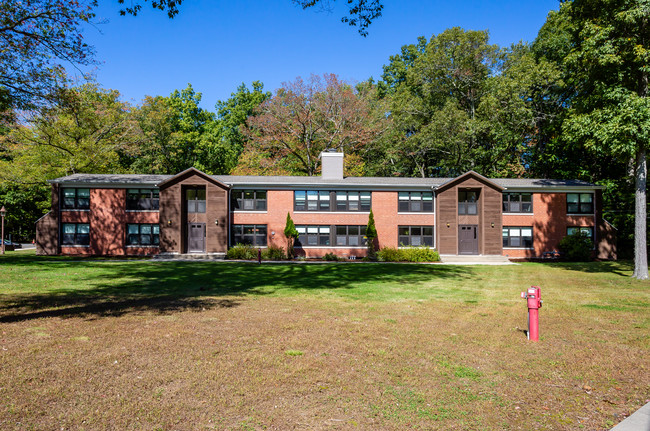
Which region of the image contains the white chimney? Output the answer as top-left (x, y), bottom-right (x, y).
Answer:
top-left (321, 150), bottom-right (344, 180)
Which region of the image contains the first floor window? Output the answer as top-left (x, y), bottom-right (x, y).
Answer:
top-left (296, 225), bottom-right (330, 246)
top-left (62, 188), bottom-right (90, 209)
top-left (127, 189), bottom-right (159, 210)
top-left (232, 224), bottom-right (267, 246)
top-left (503, 226), bottom-right (533, 248)
top-left (335, 225), bottom-right (367, 246)
top-left (567, 193), bottom-right (593, 214)
top-left (398, 192), bottom-right (433, 212)
top-left (61, 223), bottom-right (90, 245)
top-left (127, 224), bottom-right (159, 246)
top-left (567, 226), bottom-right (593, 241)
top-left (398, 226), bottom-right (434, 246)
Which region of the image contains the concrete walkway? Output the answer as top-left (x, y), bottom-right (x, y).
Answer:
top-left (611, 401), bottom-right (650, 430)
top-left (438, 254), bottom-right (517, 265)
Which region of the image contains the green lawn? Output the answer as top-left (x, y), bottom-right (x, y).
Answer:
top-left (0, 251), bottom-right (648, 430)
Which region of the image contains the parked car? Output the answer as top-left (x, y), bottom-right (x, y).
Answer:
top-left (2, 240), bottom-right (21, 250)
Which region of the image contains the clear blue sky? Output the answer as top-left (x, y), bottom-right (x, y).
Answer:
top-left (79, 0), bottom-right (560, 109)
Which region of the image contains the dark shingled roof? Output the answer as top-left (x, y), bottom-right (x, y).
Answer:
top-left (49, 173), bottom-right (602, 189)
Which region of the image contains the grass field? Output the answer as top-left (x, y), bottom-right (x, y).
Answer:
top-left (0, 251), bottom-right (648, 430)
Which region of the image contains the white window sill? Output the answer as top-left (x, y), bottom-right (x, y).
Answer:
top-left (397, 212), bottom-right (435, 215)
top-left (232, 210), bottom-right (268, 214)
top-left (503, 247), bottom-right (535, 250)
top-left (293, 211), bottom-right (370, 215)
top-left (126, 210), bottom-right (159, 213)
top-left (297, 246), bottom-right (367, 249)
top-left (61, 244), bottom-right (90, 247)
top-left (503, 212), bottom-right (534, 216)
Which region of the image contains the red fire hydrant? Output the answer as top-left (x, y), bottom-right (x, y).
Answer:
top-left (521, 286), bottom-right (542, 341)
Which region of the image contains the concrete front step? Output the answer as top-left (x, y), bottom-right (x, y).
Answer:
top-left (152, 253), bottom-right (226, 261)
top-left (439, 254), bottom-right (515, 265)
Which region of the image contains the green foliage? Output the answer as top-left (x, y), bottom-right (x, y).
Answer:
top-left (226, 244), bottom-right (258, 260)
top-left (322, 252), bottom-right (341, 261)
top-left (284, 213), bottom-right (299, 259)
top-left (558, 232), bottom-right (593, 262)
top-left (0, 183), bottom-right (49, 242)
top-left (1, 83), bottom-right (138, 184)
top-left (262, 245), bottom-right (286, 261)
top-left (0, 0), bottom-right (95, 112)
top-left (366, 209), bottom-right (378, 261)
top-left (378, 246), bottom-right (440, 262)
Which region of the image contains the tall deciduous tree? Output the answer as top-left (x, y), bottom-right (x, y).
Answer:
top-left (0, 0), bottom-right (96, 113)
top-left (539, 0), bottom-right (649, 279)
top-left (236, 74), bottom-right (384, 176)
top-left (0, 83), bottom-right (139, 184)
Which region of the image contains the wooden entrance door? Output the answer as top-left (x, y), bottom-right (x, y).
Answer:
top-left (187, 223), bottom-right (205, 253)
top-left (459, 225), bottom-right (478, 255)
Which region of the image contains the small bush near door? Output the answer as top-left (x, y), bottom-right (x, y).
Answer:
top-left (378, 246), bottom-right (440, 262)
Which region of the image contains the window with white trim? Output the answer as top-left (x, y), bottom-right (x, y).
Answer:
top-left (295, 225), bottom-right (331, 246)
top-left (294, 191), bottom-right (371, 211)
top-left (232, 224), bottom-right (267, 246)
top-left (502, 226), bottom-right (533, 248)
top-left (232, 190), bottom-right (267, 211)
top-left (398, 192), bottom-right (433, 212)
top-left (503, 193), bottom-right (532, 213)
top-left (335, 225), bottom-right (367, 246)
top-left (186, 188), bottom-right (206, 213)
top-left (62, 188), bottom-right (90, 209)
top-left (398, 226), bottom-right (434, 246)
top-left (458, 191), bottom-right (478, 215)
top-left (61, 223), bottom-right (90, 245)
top-left (127, 224), bottom-right (159, 246)
top-left (567, 193), bottom-right (593, 214)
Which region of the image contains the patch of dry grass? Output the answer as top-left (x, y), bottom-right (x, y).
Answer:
top-left (0, 253), bottom-right (648, 430)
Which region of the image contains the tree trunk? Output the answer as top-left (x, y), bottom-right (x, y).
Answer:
top-left (633, 147), bottom-right (648, 279)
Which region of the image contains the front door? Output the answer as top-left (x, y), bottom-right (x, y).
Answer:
top-left (459, 225), bottom-right (479, 255)
top-left (187, 223), bottom-right (205, 253)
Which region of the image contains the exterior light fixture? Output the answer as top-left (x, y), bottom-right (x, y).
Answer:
top-left (215, 219), bottom-right (219, 225)
top-left (446, 223), bottom-right (450, 228)
top-left (167, 219), bottom-right (172, 226)
top-left (271, 231), bottom-right (275, 236)
top-left (491, 222), bottom-right (495, 228)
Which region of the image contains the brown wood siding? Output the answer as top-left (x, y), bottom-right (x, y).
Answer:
top-left (159, 171), bottom-right (228, 254)
top-left (437, 186), bottom-right (458, 254)
top-left (482, 186), bottom-right (503, 255)
top-left (436, 175), bottom-right (504, 255)
top-left (36, 184), bottom-right (60, 255)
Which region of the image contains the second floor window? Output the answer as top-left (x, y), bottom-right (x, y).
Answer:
top-left (187, 188), bottom-right (206, 213)
top-left (398, 192), bottom-right (433, 212)
top-left (458, 191), bottom-right (478, 215)
top-left (294, 191), bottom-right (371, 212)
top-left (567, 193), bottom-right (593, 214)
top-left (503, 193), bottom-right (532, 213)
top-left (62, 188), bottom-right (90, 209)
top-left (127, 189), bottom-right (159, 211)
top-left (232, 190), bottom-right (267, 211)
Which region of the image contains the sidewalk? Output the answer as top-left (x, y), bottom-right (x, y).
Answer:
top-left (611, 401), bottom-right (650, 431)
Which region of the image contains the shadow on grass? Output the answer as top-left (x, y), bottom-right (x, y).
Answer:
top-left (0, 254), bottom-right (469, 322)
top-left (543, 260), bottom-right (632, 276)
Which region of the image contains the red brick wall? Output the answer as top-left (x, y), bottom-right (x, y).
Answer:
top-left (231, 190), bottom-right (435, 258)
top-left (60, 188), bottom-right (160, 256)
top-left (502, 192), bottom-right (597, 259)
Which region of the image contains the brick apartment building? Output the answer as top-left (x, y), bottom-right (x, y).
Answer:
top-left (35, 151), bottom-right (617, 260)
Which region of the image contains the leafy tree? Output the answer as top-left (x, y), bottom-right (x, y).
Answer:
top-left (236, 74), bottom-right (385, 176)
top-left (293, 0), bottom-right (383, 36)
top-left (365, 209), bottom-right (377, 261)
top-left (284, 212), bottom-right (299, 259)
top-left (0, 0), bottom-right (96, 113)
top-left (0, 183), bottom-right (49, 242)
top-left (0, 83), bottom-right (139, 184)
top-left (535, 0), bottom-right (650, 278)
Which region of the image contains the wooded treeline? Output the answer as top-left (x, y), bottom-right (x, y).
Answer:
top-left (0, 1), bottom-right (647, 265)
